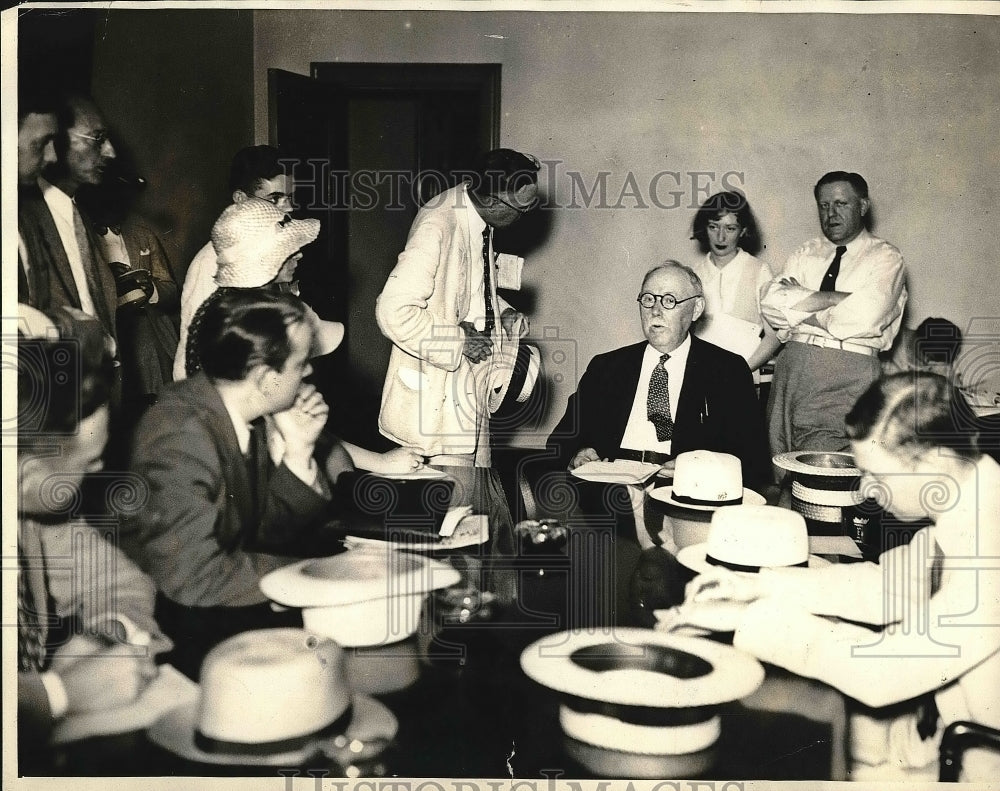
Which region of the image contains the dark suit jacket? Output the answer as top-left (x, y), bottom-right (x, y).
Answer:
top-left (547, 336), bottom-right (770, 488)
top-left (18, 185), bottom-right (119, 338)
top-left (122, 373), bottom-right (332, 609)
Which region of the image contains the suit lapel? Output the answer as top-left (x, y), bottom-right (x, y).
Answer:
top-left (610, 342), bottom-right (647, 448)
top-left (20, 197), bottom-right (82, 309)
top-left (182, 375), bottom-right (257, 549)
top-left (673, 337), bottom-right (707, 448)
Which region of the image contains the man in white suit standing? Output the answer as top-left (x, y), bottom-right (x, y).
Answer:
top-left (376, 148), bottom-right (540, 558)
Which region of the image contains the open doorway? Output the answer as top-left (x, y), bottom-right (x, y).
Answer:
top-left (269, 63), bottom-right (500, 448)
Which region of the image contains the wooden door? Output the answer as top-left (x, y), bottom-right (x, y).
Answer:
top-left (270, 64), bottom-right (500, 449)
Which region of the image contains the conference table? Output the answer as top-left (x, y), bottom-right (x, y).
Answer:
top-left (43, 488), bottom-right (850, 782)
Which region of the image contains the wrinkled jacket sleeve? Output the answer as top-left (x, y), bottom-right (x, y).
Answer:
top-left (376, 213), bottom-right (466, 372)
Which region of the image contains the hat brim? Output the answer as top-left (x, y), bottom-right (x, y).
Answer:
top-left (520, 628), bottom-right (763, 708)
top-left (310, 319), bottom-right (344, 358)
top-left (648, 486), bottom-right (766, 512)
top-left (773, 451), bottom-right (860, 477)
top-left (259, 549), bottom-right (461, 608)
top-left (147, 692), bottom-right (396, 766)
top-left (675, 544), bottom-right (830, 575)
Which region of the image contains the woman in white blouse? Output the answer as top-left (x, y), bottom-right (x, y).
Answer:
top-left (689, 191), bottom-right (781, 379)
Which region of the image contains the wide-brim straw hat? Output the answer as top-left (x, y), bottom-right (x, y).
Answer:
top-left (648, 450), bottom-right (764, 513)
top-left (212, 197), bottom-right (320, 288)
top-left (676, 504), bottom-right (828, 575)
top-left (147, 629), bottom-right (397, 766)
top-left (520, 628), bottom-right (763, 755)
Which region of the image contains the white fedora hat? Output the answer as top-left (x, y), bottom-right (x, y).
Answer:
top-left (649, 451), bottom-right (765, 513)
top-left (147, 628), bottom-right (396, 766)
top-left (677, 504), bottom-right (829, 575)
top-left (260, 548), bottom-right (461, 647)
top-left (520, 628), bottom-right (763, 756)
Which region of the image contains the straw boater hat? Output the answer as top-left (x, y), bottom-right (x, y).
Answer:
top-left (773, 451), bottom-right (863, 534)
top-left (521, 628), bottom-right (763, 757)
top-left (148, 629), bottom-right (397, 766)
top-left (649, 450), bottom-right (765, 512)
top-left (260, 548), bottom-right (461, 647)
top-left (676, 504), bottom-right (828, 575)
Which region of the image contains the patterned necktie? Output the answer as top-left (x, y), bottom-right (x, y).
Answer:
top-left (73, 203), bottom-right (114, 330)
top-left (482, 226), bottom-right (495, 336)
top-left (17, 551), bottom-right (48, 672)
top-left (647, 353), bottom-right (673, 442)
top-left (819, 245), bottom-right (847, 292)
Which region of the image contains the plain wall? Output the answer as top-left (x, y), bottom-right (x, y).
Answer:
top-left (253, 10), bottom-right (1000, 446)
top-left (90, 10), bottom-right (255, 280)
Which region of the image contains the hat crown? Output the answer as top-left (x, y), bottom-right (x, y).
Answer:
top-left (211, 197), bottom-right (320, 288)
top-left (197, 628), bottom-right (349, 743)
top-left (671, 450), bottom-right (743, 505)
top-left (211, 197), bottom-right (285, 252)
top-left (706, 505), bottom-right (809, 569)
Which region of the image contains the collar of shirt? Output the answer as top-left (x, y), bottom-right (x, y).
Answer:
top-left (644, 333), bottom-right (692, 380)
top-left (464, 183), bottom-right (487, 247)
top-left (38, 178), bottom-right (75, 226)
top-left (464, 184), bottom-right (491, 330)
top-left (821, 227), bottom-right (873, 260)
top-left (620, 334), bottom-right (694, 453)
top-left (218, 391), bottom-right (252, 455)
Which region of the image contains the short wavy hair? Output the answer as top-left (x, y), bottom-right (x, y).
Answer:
top-left (846, 372), bottom-right (980, 461)
top-left (690, 190), bottom-right (761, 255)
top-left (468, 148), bottom-right (540, 198)
top-left (195, 289), bottom-right (308, 382)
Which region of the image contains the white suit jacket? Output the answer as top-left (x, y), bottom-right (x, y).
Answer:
top-left (376, 183), bottom-right (522, 465)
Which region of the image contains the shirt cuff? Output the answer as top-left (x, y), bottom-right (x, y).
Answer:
top-left (40, 671), bottom-right (69, 719)
top-left (283, 454), bottom-right (320, 492)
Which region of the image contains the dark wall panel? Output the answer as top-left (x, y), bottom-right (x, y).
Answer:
top-left (89, 10), bottom-right (254, 280)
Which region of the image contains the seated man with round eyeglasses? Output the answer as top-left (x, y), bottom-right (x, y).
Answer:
top-left (548, 260), bottom-right (769, 490)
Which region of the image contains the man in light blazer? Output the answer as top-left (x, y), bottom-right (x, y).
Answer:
top-left (376, 148), bottom-right (540, 557)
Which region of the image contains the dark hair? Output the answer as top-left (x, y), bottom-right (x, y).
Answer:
top-left (49, 92), bottom-right (101, 179)
top-left (913, 317), bottom-right (963, 368)
top-left (690, 190), bottom-right (761, 255)
top-left (228, 145), bottom-right (289, 196)
top-left (17, 308), bottom-right (114, 450)
top-left (846, 372), bottom-right (980, 461)
top-left (18, 83), bottom-right (58, 124)
top-left (469, 148), bottom-right (540, 198)
top-left (813, 171), bottom-right (869, 201)
top-left (193, 288), bottom-right (307, 381)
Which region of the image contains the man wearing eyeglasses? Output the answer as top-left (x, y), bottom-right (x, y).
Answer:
top-left (377, 148), bottom-right (540, 560)
top-left (548, 260), bottom-right (770, 489)
top-left (18, 93), bottom-right (120, 340)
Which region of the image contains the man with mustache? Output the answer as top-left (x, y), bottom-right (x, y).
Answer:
top-left (761, 172), bottom-right (907, 463)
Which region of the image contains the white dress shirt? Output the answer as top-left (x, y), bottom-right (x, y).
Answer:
top-left (38, 178), bottom-right (97, 317)
top-left (463, 198), bottom-right (494, 332)
top-left (761, 229), bottom-right (907, 352)
top-left (619, 335), bottom-right (692, 455)
top-left (174, 240), bottom-right (219, 381)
